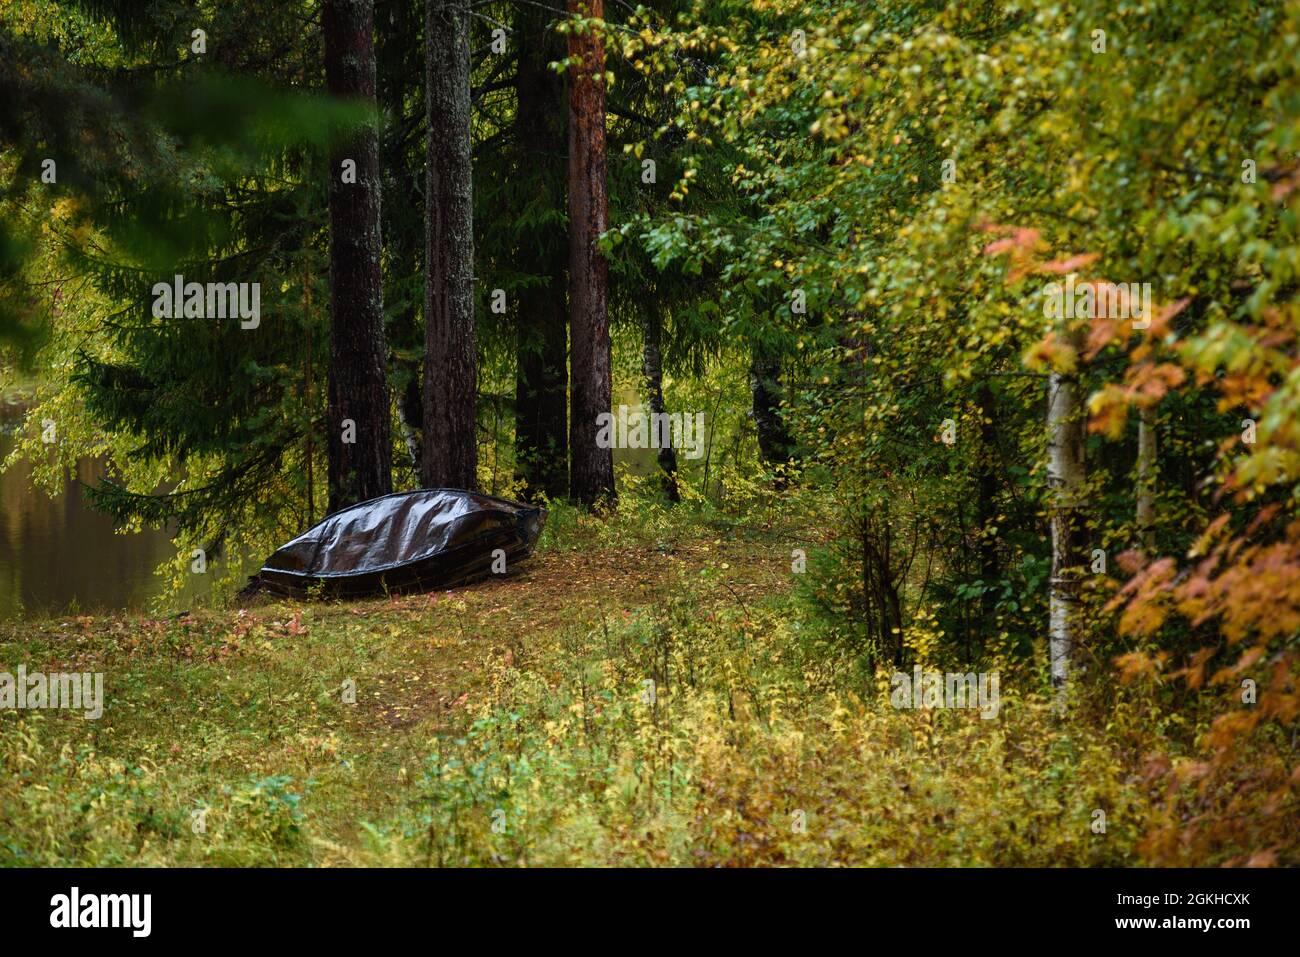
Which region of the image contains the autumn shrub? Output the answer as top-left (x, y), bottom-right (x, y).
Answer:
top-left (0, 711), bottom-right (313, 866)
top-left (337, 579), bottom-right (1156, 867)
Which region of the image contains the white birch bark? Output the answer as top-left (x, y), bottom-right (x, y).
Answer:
top-left (1136, 405), bottom-right (1157, 552)
top-left (1047, 327), bottom-right (1086, 701)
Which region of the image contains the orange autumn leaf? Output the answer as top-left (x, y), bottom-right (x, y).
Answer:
top-left (1040, 252), bottom-right (1100, 274)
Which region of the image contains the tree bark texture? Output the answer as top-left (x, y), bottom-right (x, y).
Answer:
top-left (1047, 327), bottom-right (1087, 697)
top-left (323, 0), bottom-right (393, 514)
top-left (514, 0), bottom-right (570, 500)
top-left (1136, 404), bottom-right (1157, 552)
top-left (566, 0), bottom-right (615, 506)
top-left (422, 0), bottom-right (478, 489)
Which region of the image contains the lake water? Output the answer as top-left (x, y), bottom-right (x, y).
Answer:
top-left (0, 403), bottom-right (182, 620)
top-left (0, 388), bottom-right (662, 620)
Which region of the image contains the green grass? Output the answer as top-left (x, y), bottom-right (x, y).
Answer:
top-left (0, 500), bottom-right (1177, 866)
top-left (0, 503), bottom-right (788, 864)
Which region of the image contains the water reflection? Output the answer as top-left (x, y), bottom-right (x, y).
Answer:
top-left (0, 389), bottom-right (656, 620)
top-left (0, 422), bottom-right (182, 619)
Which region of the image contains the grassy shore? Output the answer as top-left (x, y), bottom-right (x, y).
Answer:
top-left (2, 501), bottom-right (1182, 866)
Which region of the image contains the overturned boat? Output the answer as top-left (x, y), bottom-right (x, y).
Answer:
top-left (248, 489), bottom-right (546, 599)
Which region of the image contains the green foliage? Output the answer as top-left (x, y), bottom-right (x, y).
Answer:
top-left (2, 0), bottom-right (1297, 868)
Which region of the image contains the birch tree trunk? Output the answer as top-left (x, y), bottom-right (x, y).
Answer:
top-left (1046, 328), bottom-right (1087, 698)
top-left (323, 0), bottom-right (392, 515)
top-left (1136, 405), bottom-right (1157, 552)
top-left (567, 0), bottom-right (615, 507)
top-left (514, 0), bottom-right (570, 500)
top-left (422, 0), bottom-right (477, 490)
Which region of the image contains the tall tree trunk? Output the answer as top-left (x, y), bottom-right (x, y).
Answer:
top-left (976, 383), bottom-right (1000, 639)
top-left (378, 0), bottom-right (426, 479)
top-left (1047, 327), bottom-right (1087, 699)
top-left (750, 347), bottom-right (794, 478)
top-left (862, 510), bottom-right (903, 665)
top-left (323, 0), bottom-right (392, 515)
top-left (422, 0), bottom-right (477, 489)
top-left (1136, 405), bottom-right (1157, 552)
top-left (641, 305), bottom-right (679, 502)
top-left (566, 0), bottom-right (615, 507)
top-left (514, 0), bottom-right (570, 500)
top-left (515, 308), bottom-right (570, 498)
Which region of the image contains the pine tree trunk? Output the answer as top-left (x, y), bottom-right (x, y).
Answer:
top-left (514, 0), bottom-right (569, 500)
top-left (1047, 328), bottom-right (1087, 698)
top-left (641, 306), bottom-right (680, 502)
top-left (422, 0), bottom-right (477, 490)
top-left (378, 0), bottom-right (425, 480)
top-left (566, 0), bottom-right (615, 507)
top-left (515, 311), bottom-right (569, 499)
top-left (323, 0), bottom-right (392, 515)
top-left (1136, 404), bottom-right (1157, 551)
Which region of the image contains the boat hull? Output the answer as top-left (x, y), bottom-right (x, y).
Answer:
top-left (254, 489), bottom-right (546, 598)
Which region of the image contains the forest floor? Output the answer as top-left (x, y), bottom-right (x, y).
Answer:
top-left (2, 502), bottom-right (1159, 866)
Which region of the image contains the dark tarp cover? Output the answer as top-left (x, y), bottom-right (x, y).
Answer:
top-left (253, 489), bottom-right (545, 597)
